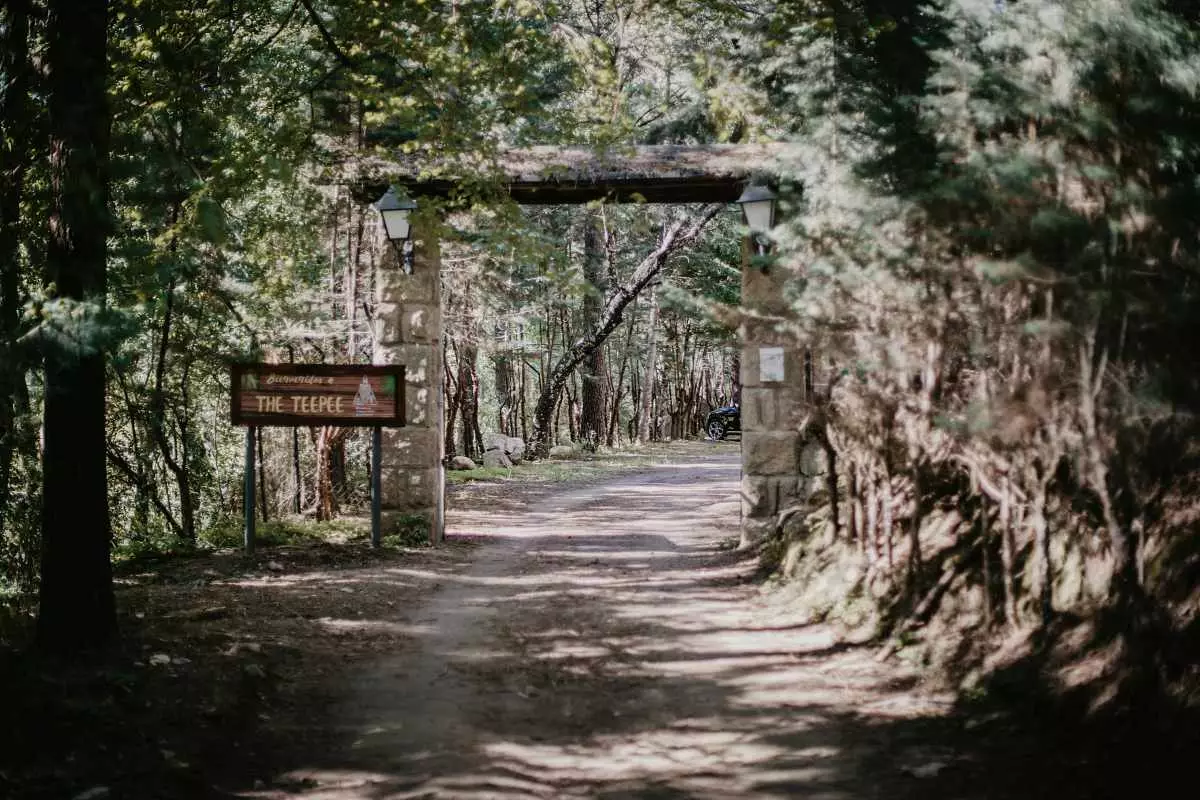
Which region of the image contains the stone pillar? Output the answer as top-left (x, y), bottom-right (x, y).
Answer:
top-left (372, 218), bottom-right (445, 543)
top-left (739, 238), bottom-right (805, 549)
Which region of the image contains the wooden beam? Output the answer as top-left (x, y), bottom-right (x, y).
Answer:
top-left (356, 143), bottom-right (799, 205)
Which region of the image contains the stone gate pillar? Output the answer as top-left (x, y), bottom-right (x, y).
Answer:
top-left (739, 238), bottom-right (805, 549)
top-left (372, 217), bottom-right (445, 543)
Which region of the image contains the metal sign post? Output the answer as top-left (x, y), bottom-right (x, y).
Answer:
top-left (371, 426), bottom-right (382, 547)
top-left (244, 426), bottom-right (256, 553)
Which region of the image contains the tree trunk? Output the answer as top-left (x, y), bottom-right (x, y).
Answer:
top-left (848, 461), bottom-right (861, 552)
top-left (907, 464), bottom-right (924, 589)
top-left (1029, 470), bottom-right (1052, 626)
top-left (444, 338), bottom-right (460, 459)
top-left (580, 210), bottom-right (607, 450)
top-left (257, 425), bottom-right (269, 523)
top-left (313, 426), bottom-right (347, 521)
top-left (608, 308), bottom-right (637, 446)
top-left (37, 0), bottom-right (117, 652)
top-left (0, 0), bottom-right (31, 550)
top-left (979, 504), bottom-right (994, 628)
top-left (824, 434), bottom-right (839, 539)
top-left (288, 346), bottom-right (302, 514)
top-left (494, 352), bottom-right (517, 436)
top-left (999, 476), bottom-right (1020, 630)
top-left (458, 340), bottom-right (482, 458)
top-left (148, 275), bottom-right (196, 542)
top-left (638, 282), bottom-right (660, 444)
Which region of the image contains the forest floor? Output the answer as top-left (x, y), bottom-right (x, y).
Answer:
top-left (0, 441), bottom-right (1191, 799)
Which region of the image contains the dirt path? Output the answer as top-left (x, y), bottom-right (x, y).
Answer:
top-left (243, 449), bottom-right (965, 799)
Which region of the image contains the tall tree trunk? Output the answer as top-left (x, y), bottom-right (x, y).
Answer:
top-left (1029, 469), bottom-right (1052, 626)
top-left (999, 476), bottom-right (1020, 630)
top-left (580, 210), bottom-right (607, 449)
top-left (608, 309), bottom-right (637, 446)
top-left (288, 346), bottom-right (302, 514)
top-left (824, 434), bottom-right (839, 539)
top-left (848, 460), bottom-right (861, 551)
top-left (37, 0), bottom-right (116, 652)
top-left (313, 426), bottom-right (346, 521)
top-left (638, 282), bottom-right (660, 444)
top-left (444, 337), bottom-right (460, 459)
top-left (458, 340), bottom-right (482, 458)
top-left (494, 352), bottom-right (517, 436)
top-left (0, 0), bottom-right (31, 549)
top-left (148, 274), bottom-right (196, 542)
top-left (257, 426), bottom-right (269, 523)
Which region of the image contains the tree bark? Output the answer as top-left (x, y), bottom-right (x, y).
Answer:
top-left (458, 340), bottom-right (482, 458)
top-left (313, 426), bottom-right (347, 521)
top-left (999, 476), bottom-right (1020, 630)
top-left (608, 306), bottom-right (637, 446)
top-left (0, 0), bottom-right (31, 549)
top-left (288, 346), bottom-right (302, 514)
top-left (580, 210), bottom-right (607, 450)
top-left (257, 426), bottom-right (269, 523)
top-left (638, 282), bottom-right (661, 443)
top-left (37, 0), bottom-right (117, 652)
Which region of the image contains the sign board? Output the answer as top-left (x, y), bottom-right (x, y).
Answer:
top-left (231, 364), bottom-right (405, 427)
top-left (759, 346), bottom-right (785, 383)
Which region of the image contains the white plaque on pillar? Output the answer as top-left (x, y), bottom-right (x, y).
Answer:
top-left (759, 346), bottom-right (785, 383)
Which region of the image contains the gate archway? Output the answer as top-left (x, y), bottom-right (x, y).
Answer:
top-left (360, 144), bottom-right (807, 547)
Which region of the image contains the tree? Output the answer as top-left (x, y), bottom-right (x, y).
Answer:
top-left (36, 0), bottom-right (117, 652)
top-left (1, 0), bottom-right (34, 578)
top-left (529, 203), bottom-right (722, 458)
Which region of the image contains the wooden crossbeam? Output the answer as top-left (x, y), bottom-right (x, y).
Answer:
top-left (357, 143), bottom-right (799, 204)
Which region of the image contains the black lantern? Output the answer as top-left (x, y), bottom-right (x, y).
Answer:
top-left (736, 181), bottom-right (778, 269)
top-left (374, 186), bottom-right (417, 271)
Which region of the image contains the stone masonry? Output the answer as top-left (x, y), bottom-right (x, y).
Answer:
top-left (372, 218), bottom-right (445, 543)
top-left (739, 239), bottom-right (807, 549)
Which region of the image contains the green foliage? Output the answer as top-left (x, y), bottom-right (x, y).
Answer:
top-left (382, 514), bottom-right (432, 549)
top-left (746, 0), bottom-right (1200, 685)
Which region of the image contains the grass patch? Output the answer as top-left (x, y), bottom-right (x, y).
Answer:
top-left (446, 440), bottom-right (733, 487)
top-left (198, 517), bottom-right (370, 551)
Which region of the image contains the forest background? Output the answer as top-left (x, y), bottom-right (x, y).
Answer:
top-left (3, 0), bottom-right (1200, 707)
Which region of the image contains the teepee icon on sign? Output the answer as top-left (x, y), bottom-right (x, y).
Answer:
top-left (354, 376), bottom-right (377, 415)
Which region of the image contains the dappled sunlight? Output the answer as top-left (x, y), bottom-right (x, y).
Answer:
top-left (316, 618), bottom-right (434, 637)
top-left (232, 454), bottom-right (961, 799)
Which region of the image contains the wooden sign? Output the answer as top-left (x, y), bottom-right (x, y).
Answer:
top-left (231, 364), bottom-right (405, 427)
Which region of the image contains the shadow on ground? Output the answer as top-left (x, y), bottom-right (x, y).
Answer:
top-left (218, 458), bottom-right (1196, 800)
top-left (4, 451), bottom-right (1195, 799)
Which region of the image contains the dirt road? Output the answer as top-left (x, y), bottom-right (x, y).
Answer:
top-left (242, 448), bottom-right (968, 799)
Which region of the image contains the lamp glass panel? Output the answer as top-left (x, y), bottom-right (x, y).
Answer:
top-left (742, 199), bottom-right (774, 232)
top-left (382, 209), bottom-right (411, 241)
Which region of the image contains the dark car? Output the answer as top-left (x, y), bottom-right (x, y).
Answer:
top-left (705, 404), bottom-right (740, 441)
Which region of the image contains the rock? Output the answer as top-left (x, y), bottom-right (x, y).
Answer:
top-left (548, 445), bottom-right (575, 459)
top-left (482, 449), bottom-right (513, 468)
top-left (504, 437), bottom-right (526, 460)
top-left (486, 433), bottom-right (510, 452)
top-left (449, 455), bottom-right (478, 470)
top-left (149, 653), bottom-right (172, 666)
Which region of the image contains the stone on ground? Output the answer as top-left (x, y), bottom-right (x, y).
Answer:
top-left (482, 449), bottom-right (513, 469)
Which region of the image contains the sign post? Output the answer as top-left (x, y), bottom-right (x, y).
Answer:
top-left (231, 363), bottom-right (406, 553)
top-left (244, 427), bottom-right (256, 553)
top-left (371, 427), bottom-right (382, 548)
